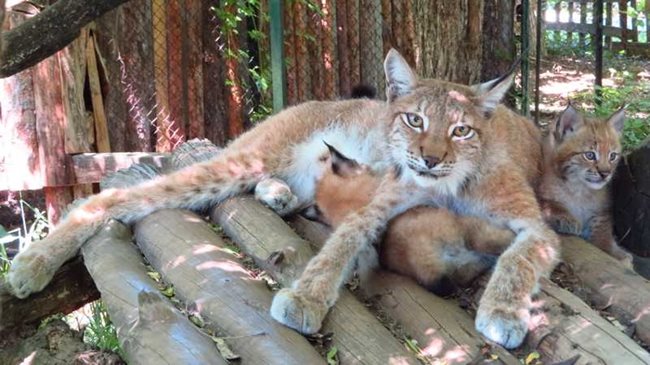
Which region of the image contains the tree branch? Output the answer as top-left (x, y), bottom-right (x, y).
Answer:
top-left (0, 0), bottom-right (131, 78)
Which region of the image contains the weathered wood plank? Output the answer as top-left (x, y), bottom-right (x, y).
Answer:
top-left (0, 257), bottom-right (99, 333)
top-left (134, 209), bottom-right (325, 365)
top-left (289, 216), bottom-right (520, 365)
top-left (211, 196), bottom-right (420, 365)
top-left (0, 10), bottom-right (41, 190)
top-left (72, 152), bottom-right (171, 184)
top-left (82, 219), bottom-right (226, 365)
top-left (86, 33), bottom-right (110, 153)
top-left (561, 236), bottom-right (650, 346)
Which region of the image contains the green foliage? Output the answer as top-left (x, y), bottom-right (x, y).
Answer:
top-left (571, 71), bottom-right (650, 152)
top-left (0, 198), bottom-right (50, 277)
top-left (211, 0), bottom-right (273, 123)
top-left (83, 301), bottom-right (124, 358)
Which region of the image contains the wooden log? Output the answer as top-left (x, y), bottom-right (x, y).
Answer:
top-left (134, 209), bottom-right (325, 365)
top-left (72, 152), bottom-right (171, 185)
top-left (0, 0), bottom-right (132, 78)
top-left (211, 196), bottom-right (420, 365)
top-left (291, 216), bottom-right (650, 364)
top-left (0, 11), bottom-right (41, 191)
top-left (82, 219), bottom-right (226, 365)
top-left (561, 236), bottom-right (650, 345)
top-left (289, 216), bottom-right (519, 365)
top-left (0, 257), bottom-right (99, 333)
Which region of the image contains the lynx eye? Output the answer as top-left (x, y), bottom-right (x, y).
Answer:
top-left (609, 152), bottom-right (619, 161)
top-left (583, 151), bottom-right (597, 161)
top-left (451, 125), bottom-right (474, 139)
top-left (402, 113), bottom-right (424, 129)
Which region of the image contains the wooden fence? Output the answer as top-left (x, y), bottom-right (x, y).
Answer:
top-left (544, 0), bottom-right (650, 55)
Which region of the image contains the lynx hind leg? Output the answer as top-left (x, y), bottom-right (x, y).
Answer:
top-left (254, 177), bottom-right (300, 216)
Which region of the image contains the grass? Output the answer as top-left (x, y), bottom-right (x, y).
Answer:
top-left (82, 301), bottom-right (123, 358)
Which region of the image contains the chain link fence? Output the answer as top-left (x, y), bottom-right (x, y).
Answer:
top-left (92, 0), bottom-right (421, 152)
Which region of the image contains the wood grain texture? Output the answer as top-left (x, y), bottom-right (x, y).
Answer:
top-left (561, 236), bottom-right (650, 345)
top-left (0, 257), bottom-right (99, 333)
top-left (86, 33), bottom-right (110, 153)
top-left (211, 196), bottom-right (420, 365)
top-left (289, 216), bottom-right (520, 365)
top-left (82, 219), bottom-right (226, 365)
top-left (135, 209), bottom-right (325, 365)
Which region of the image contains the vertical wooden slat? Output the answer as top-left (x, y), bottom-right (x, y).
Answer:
top-left (186, 0), bottom-right (204, 138)
top-left (631, 0), bottom-right (638, 41)
top-left (294, 0), bottom-right (312, 101)
top-left (0, 12), bottom-right (42, 191)
top-left (401, 0), bottom-right (416, 66)
top-left (346, 0), bottom-right (361, 88)
top-left (391, 0), bottom-right (403, 53)
top-left (381, 0), bottom-right (392, 54)
top-left (606, 1), bottom-right (613, 47)
top-left (153, 0), bottom-right (172, 151)
top-left (166, 0), bottom-right (185, 144)
top-left (567, 2), bottom-right (575, 44)
top-left (309, 7), bottom-right (325, 100)
top-left (201, 2), bottom-right (228, 146)
top-left (86, 34), bottom-right (110, 153)
top-left (59, 28), bottom-right (92, 154)
top-left (620, 0), bottom-right (628, 49)
top-left (580, 0), bottom-right (588, 46)
top-left (320, 0), bottom-right (337, 99)
top-left (336, 0), bottom-right (350, 96)
top-left (224, 3), bottom-right (245, 138)
top-left (283, 0), bottom-right (297, 105)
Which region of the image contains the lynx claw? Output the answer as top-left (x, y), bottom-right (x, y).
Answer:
top-left (475, 306), bottom-right (529, 349)
top-left (270, 288), bottom-right (328, 334)
top-left (7, 249), bottom-right (55, 298)
top-left (255, 178), bottom-right (300, 216)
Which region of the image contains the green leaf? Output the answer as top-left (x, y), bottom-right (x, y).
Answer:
top-left (326, 346), bottom-right (338, 365)
top-left (525, 351), bottom-right (540, 365)
top-left (160, 285), bottom-right (175, 298)
top-left (147, 271), bottom-right (161, 282)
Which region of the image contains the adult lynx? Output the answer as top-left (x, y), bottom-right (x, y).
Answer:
top-left (8, 49), bottom-right (555, 349)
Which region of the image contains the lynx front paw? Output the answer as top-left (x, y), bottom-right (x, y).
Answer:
top-left (548, 214), bottom-right (582, 236)
top-left (255, 178), bottom-right (300, 216)
top-left (475, 304), bottom-right (529, 349)
top-left (270, 288), bottom-right (329, 334)
top-left (7, 248), bottom-right (57, 298)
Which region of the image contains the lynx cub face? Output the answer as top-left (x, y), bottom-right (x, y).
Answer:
top-left (550, 104), bottom-right (624, 190)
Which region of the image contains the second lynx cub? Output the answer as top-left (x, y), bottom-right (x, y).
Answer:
top-left (539, 104), bottom-right (632, 264)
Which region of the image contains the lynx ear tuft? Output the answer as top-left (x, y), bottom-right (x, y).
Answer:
top-left (607, 105), bottom-right (626, 134)
top-left (554, 102), bottom-right (584, 141)
top-left (474, 72), bottom-right (515, 116)
top-left (384, 49), bottom-right (417, 102)
top-left (323, 141), bottom-right (361, 177)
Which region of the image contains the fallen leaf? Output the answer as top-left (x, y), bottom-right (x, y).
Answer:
top-left (326, 346), bottom-right (338, 365)
top-left (525, 351), bottom-right (541, 365)
top-left (212, 337), bottom-right (241, 361)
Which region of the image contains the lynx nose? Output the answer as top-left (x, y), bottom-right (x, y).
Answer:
top-left (598, 169), bottom-right (611, 179)
top-left (422, 155), bottom-right (441, 169)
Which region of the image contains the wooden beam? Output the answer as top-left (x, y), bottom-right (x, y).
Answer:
top-left (82, 219), bottom-right (227, 365)
top-left (561, 236), bottom-right (650, 346)
top-left (211, 196), bottom-right (421, 364)
top-left (0, 257), bottom-right (99, 333)
top-left (0, 0), bottom-right (133, 78)
top-left (72, 152), bottom-right (171, 184)
top-left (134, 209), bottom-right (325, 365)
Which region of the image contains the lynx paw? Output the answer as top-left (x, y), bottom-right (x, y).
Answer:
top-left (7, 248), bottom-right (57, 298)
top-left (548, 214), bottom-right (582, 236)
top-left (475, 305), bottom-right (529, 349)
top-left (270, 288), bottom-right (328, 334)
top-left (255, 178), bottom-right (300, 216)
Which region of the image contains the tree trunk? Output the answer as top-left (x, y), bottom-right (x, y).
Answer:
top-left (413, 0), bottom-right (483, 84)
top-left (481, 0), bottom-right (516, 81)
